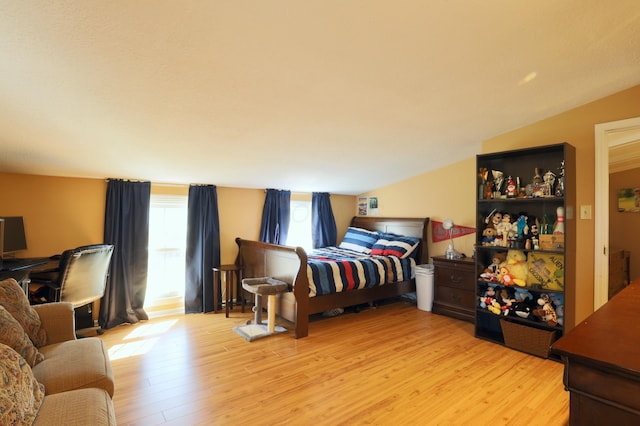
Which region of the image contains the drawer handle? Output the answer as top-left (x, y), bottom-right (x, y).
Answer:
top-left (450, 275), bottom-right (462, 283)
top-left (450, 292), bottom-right (462, 301)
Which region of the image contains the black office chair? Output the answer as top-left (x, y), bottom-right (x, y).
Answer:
top-left (30, 244), bottom-right (114, 334)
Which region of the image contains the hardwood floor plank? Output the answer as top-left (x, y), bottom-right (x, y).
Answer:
top-left (99, 299), bottom-right (569, 425)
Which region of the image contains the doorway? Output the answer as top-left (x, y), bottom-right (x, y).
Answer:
top-left (594, 116), bottom-right (640, 310)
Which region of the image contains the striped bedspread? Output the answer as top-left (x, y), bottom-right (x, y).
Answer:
top-left (306, 247), bottom-right (416, 297)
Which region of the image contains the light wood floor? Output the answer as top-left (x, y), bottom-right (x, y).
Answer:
top-left (97, 299), bottom-right (569, 425)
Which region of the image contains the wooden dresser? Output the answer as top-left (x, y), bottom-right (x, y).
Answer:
top-left (431, 256), bottom-right (475, 323)
top-left (551, 279), bottom-right (640, 424)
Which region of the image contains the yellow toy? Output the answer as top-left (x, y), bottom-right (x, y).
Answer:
top-left (502, 249), bottom-right (528, 286)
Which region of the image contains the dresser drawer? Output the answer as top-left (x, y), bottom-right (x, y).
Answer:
top-left (431, 256), bottom-right (476, 323)
top-left (434, 266), bottom-right (475, 291)
top-left (434, 285), bottom-right (476, 308)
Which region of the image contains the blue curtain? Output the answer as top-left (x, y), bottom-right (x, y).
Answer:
top-left (185, 185), bottom-right (220, 313)
top-left (312, 192), bottom-right (337, 248)
top-left (259, 189), bottom-right (291, 244)
top-left (100, 179), bottom-right (150, 329)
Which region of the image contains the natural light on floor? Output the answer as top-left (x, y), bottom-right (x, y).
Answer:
top-left (108, 319), bottom-right (179, 360)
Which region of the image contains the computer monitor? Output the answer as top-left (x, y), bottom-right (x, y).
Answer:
top-left (1, 216), bottom-right (28, 255)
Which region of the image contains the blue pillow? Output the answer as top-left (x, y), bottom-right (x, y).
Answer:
top-left (339, 227), bottom-right (380, 254)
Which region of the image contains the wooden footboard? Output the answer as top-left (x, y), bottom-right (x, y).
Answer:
top-left (235, 238), bottom-right (311, 338)
top-left (235, 216), bottom-right (429, 338)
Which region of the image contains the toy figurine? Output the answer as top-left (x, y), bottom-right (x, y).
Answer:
top-left (555, 160), bottom-right (565, 197)
top-left (506, 176), bottom-right (517, 198)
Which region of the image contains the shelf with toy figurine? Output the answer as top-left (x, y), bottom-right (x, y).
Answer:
top-left (476, 248), bottom-right (565, 292)
top-left (476, 204), bottom-right (565, 250)
top-left (476, 282), bottom-right (565, 328)
top-left (475, 282), bottom-right (564, 359)
top-left (475, 142), bottom-right (574, 359)
top-left (477, 196), bottom-right (564, 203)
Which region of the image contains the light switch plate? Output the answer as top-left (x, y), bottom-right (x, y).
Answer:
top-left (580, 205), bottom-right (592, 220)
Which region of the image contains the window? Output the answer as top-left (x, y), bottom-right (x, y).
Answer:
top-left (287, 200), bottom-right (312, 251)
top-left (146, 194), bottom-right (188, 314)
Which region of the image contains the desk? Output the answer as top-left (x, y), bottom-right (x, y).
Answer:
top-left (551, 279), bottom-right (640, 424)
top-left (213, 264), bottom-right (244, 317)
top-left (0, 259), bottom-right (59, 293)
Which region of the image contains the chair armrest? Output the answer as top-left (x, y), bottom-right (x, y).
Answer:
top-left (32, 302), bottom-right (77, 344)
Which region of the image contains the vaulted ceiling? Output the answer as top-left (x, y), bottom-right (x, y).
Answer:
top-left (1, 1), bottom-right (640, 195)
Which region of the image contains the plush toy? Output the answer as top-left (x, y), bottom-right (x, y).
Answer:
top-left (487, 298), bottom-right (502, 315)
top-left (497, 287), bottom-right (516, 316)
top-left (480, 252), bottom-right (506, 281)
top-left (496, 213), bottom-right (512, 247)
top-left (479, 285), bottom-right (497, 308)
top-left (490, 211), bottom-right (502, 228)
top-left (515, 214), bottom-right (529, 239)
top-left (497, 266), bottom-right (518, 286)
top-left (512, 300), bottom-right (533, 319)
top-left (549, 294), bottom-right (565, 326)
top-left (502, 250), bottom-right (528, 286)
top-left (514, 287), bottom-right (533, 302)
top-left (532, 293), bottom-right (558, 326)
top-left (482, 224), bottom-right (498, 246)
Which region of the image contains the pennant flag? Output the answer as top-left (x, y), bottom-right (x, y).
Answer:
top-left (432, 220), bottom-right (476, 243)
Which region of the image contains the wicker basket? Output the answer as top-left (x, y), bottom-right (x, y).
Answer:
top-left (500, 317), bottom-right (558, 358)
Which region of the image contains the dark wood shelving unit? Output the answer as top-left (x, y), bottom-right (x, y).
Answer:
top-left (474, 143), bottom-right (576, 359)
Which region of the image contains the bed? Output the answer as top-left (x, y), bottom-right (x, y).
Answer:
top-left (235, 216), bottom-right (430, 338)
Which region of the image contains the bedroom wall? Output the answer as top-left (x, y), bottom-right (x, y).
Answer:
top-left (0, 173), bottom-right (106, 257)
top-left (360, 83), bottom-right (640, 327)
top-left (0, 172), bottom-right (356, 265)
top-left (358, 157), bottom-right (477, 261)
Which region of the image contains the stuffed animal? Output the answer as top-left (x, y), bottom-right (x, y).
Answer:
top-left (550, 294), bottom-right (565, 326)
top-left (480, 252), bottom-right (506, 281)
top-left (512, 300), bottom-right (533, 319)
top-left (502, 250), bottom-right (528, 286)
top-left (532, 293), bottom-right (558, 326)
top-left (498, 266), bottom-right (518, 286)
top-left (515, 215), bottom-right (529, 239)
top-left (482, 224), bottom-right (498, 246)
top-left (490, 211), bottom-right (502, 228)
top-left (479, 285), bottom-right (497, 308)
top-left (496, 213), bottom-right (512, 247)
top-left (514, 287), bottom-right (533, 302)
top-left (487, 298), bottom-right (502, 315)
top-left (497, 287), bottom-right (516, 316)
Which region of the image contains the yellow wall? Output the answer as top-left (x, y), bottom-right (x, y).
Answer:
top-left (0, 174), bottom-right (356, 265)
top-left (0, 173), bottom-right (106, 257)
top-left (360, 157), bottom-right (477, 260)
top-left (360, 84), bottom-right (640, 327)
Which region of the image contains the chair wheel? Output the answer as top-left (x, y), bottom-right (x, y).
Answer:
top-left (97, 328), bottom-right (105, 335)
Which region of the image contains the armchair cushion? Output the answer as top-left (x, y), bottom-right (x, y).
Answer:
top-left (0, 342), bottom-right (45, 425)
top-left (0, 305), bottom-right (44, 367)
top-left (0, 278), bottom-right (47, 347)
top-left (33, 388), bottom-right (116, 426)
top-left (34, 337), bottom-right (114, 397)
top-left (31, 302), bottom-right (76, 345)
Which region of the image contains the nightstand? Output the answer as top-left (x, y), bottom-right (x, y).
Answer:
top-left (431, 256), bottom-right (476, 323)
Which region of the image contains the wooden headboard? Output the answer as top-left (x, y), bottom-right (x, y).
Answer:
top-left (349, 216), bottom-right (430, 265)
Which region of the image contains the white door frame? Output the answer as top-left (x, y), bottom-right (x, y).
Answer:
top-left (594, 116), bottom-right (640, 310)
